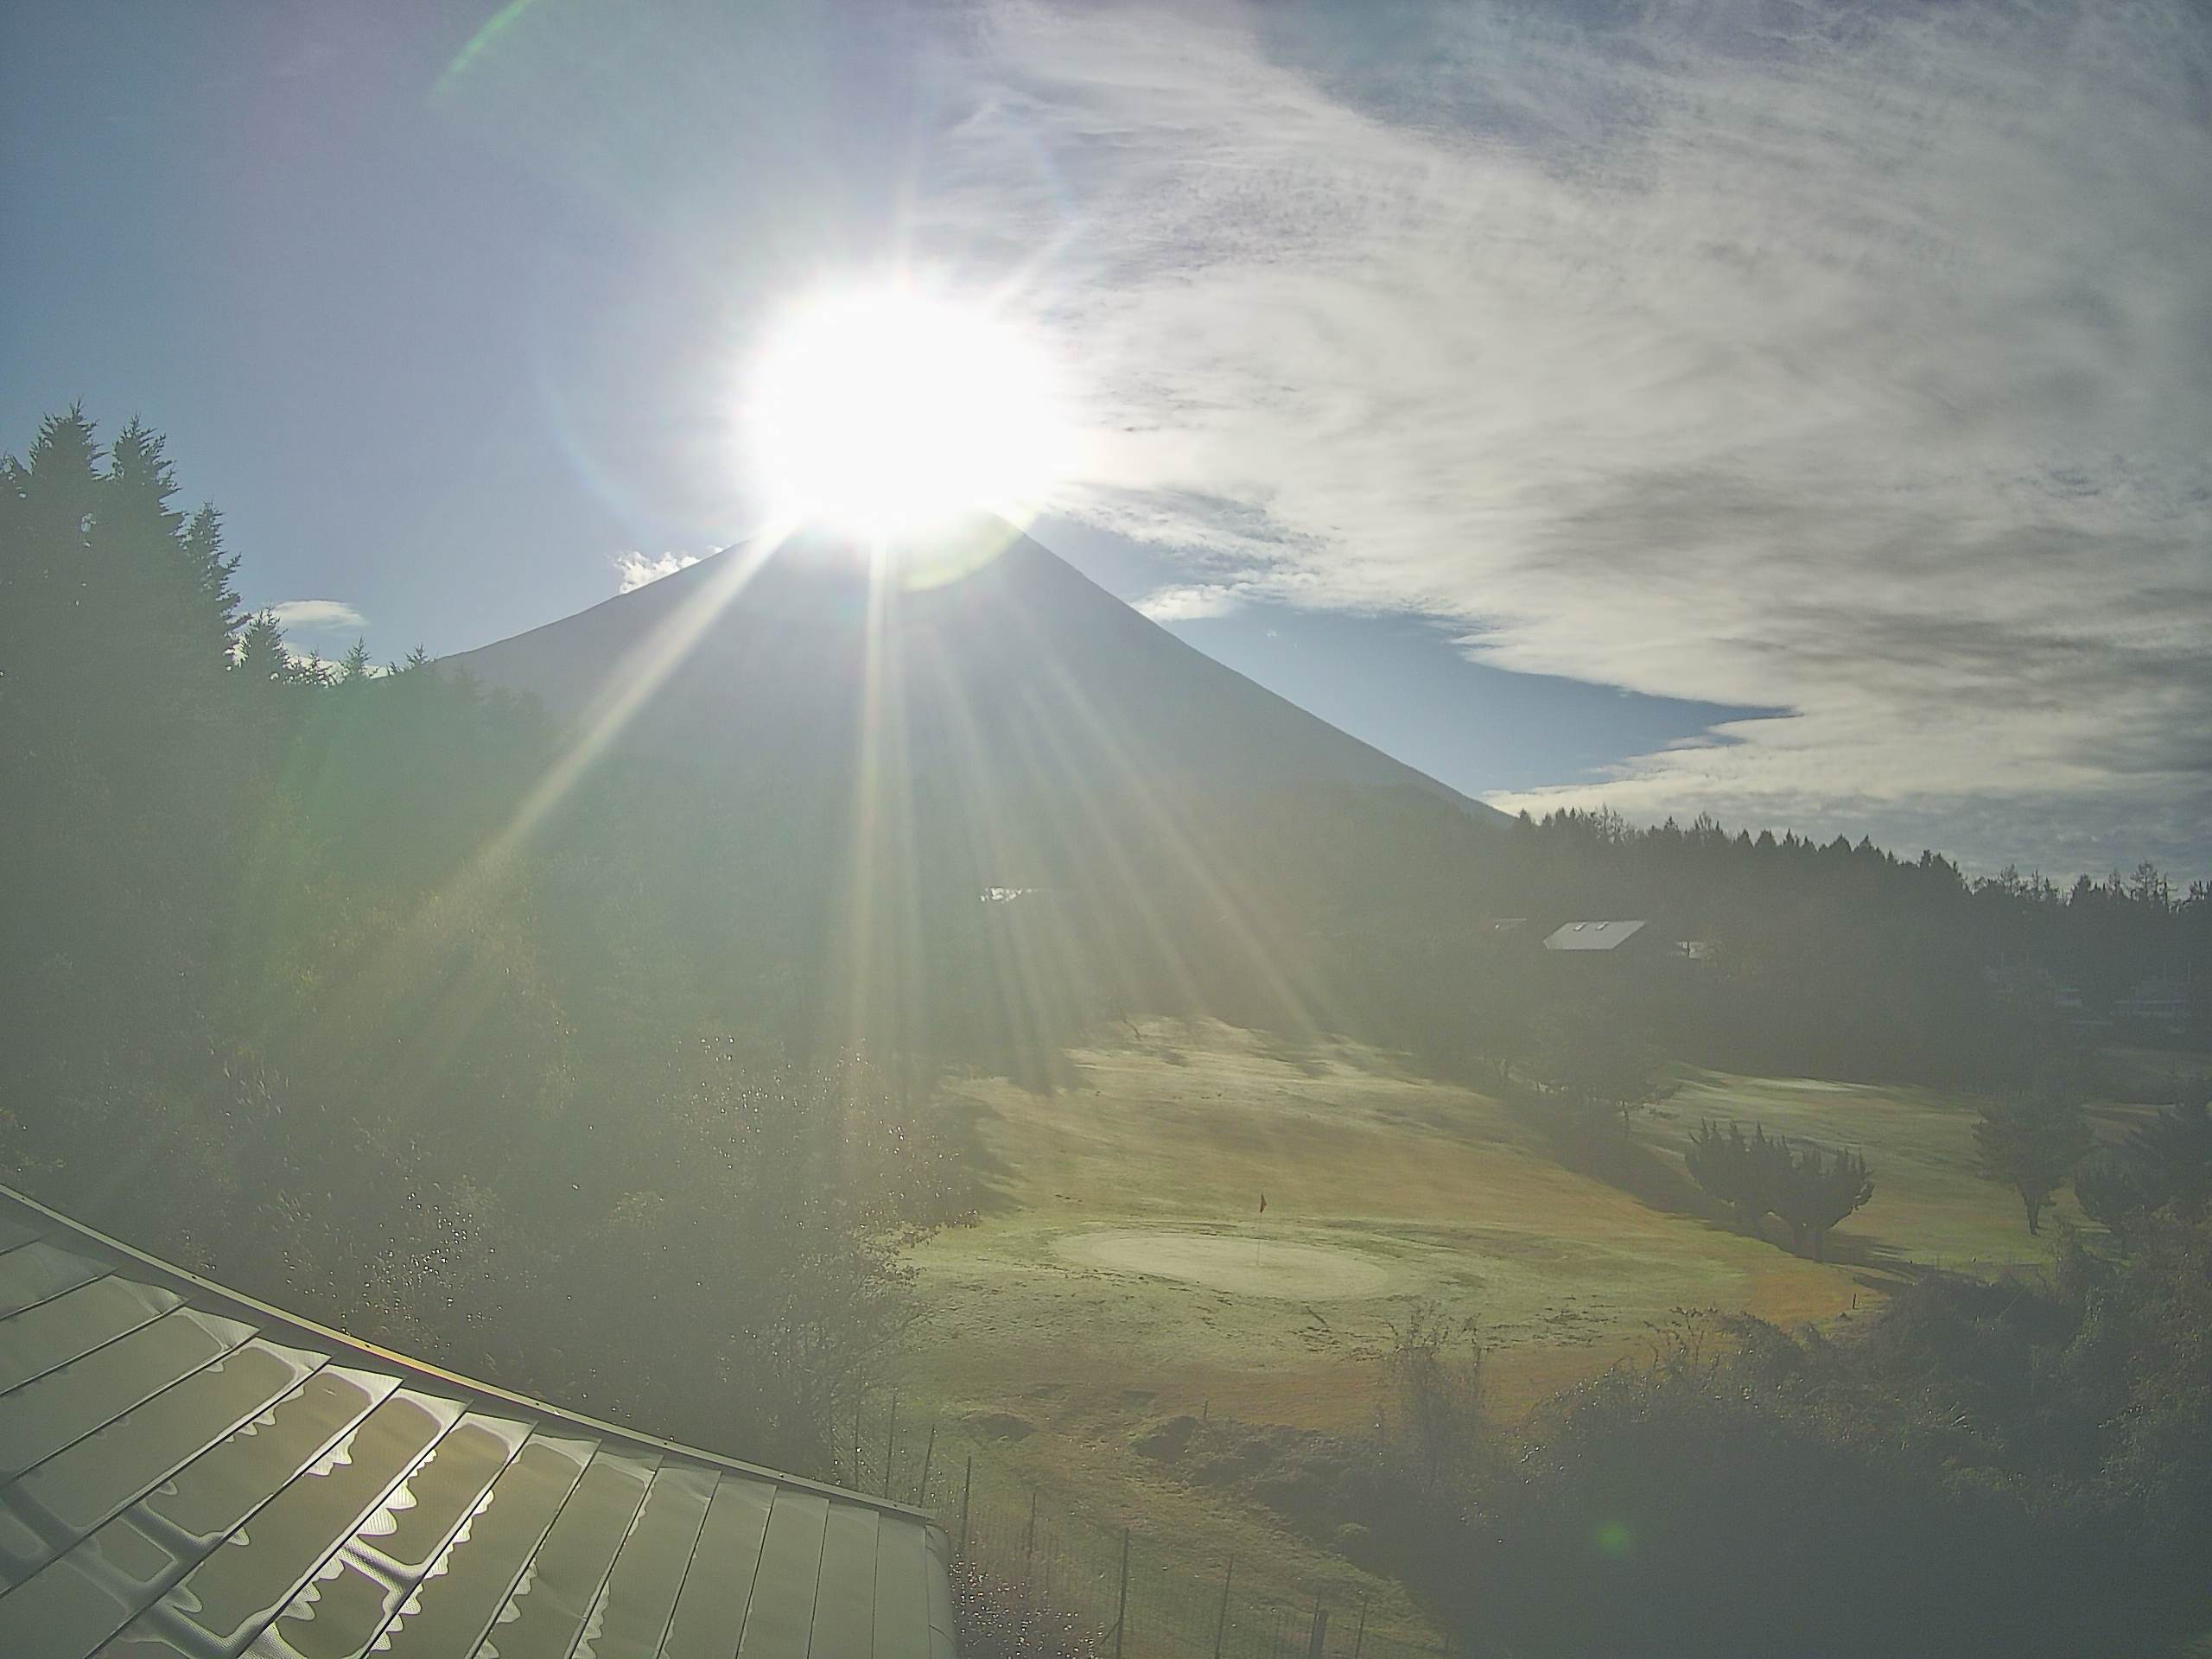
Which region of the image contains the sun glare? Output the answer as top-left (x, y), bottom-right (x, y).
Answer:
top-left (747, 283), bottom-right (1070, 540)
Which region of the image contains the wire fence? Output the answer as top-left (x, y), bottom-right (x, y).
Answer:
top-left (837, 1390), bottom-right (1449, 1659)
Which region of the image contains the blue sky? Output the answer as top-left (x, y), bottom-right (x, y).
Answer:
top-left (5, 2), bottom-right (2207, 875)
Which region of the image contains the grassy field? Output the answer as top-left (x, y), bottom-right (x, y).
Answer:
top-left (1653, 1068), bottom-right (2110, 1269)
top-left (901, 1020), bottom-right (2139, 1647)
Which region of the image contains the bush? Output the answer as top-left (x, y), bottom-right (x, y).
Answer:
top-left (1685, 1120), bottom-right (1872, 1258)
top-left (2073, 1148), bottom-right (2154, 1251)
top-left (1375, 1302), bottom-right (1486, 1500)
top-left (1327, 1225), bottom-right (2212, 1657)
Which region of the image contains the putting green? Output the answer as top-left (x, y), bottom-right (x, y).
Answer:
top-left (1055, 1228), bottom-right (1403, 1299)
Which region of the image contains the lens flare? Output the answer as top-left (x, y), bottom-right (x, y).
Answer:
top-left (746, 283), bottom-right (1070, 540)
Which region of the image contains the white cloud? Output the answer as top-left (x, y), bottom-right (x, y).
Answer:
top-left (1136, 582), bottom-right (1247, 623)
top-left (247, 600), bottom-right (382, 677)
top-left (614, 550), bottom-right (702, 594)
top-left (918, 0), bottom-right (2212, 873)
top-left (282, 644), bottom-right (384, 677)
top-left (265, 599), bottom-right (365, 634)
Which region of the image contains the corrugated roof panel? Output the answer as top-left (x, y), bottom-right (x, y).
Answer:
top-left (925, 1531), bottom-right (957, 1659)
top-left (658, 1472), bottom-right (775, 1659)
top-left (0, 1187), bottom-right (955, 1659)
top-left (374, 1433), bottom-right (596, 1659)
top-left (0, 1276), bottom-right (180, 1394)
top-left (0, 1308), bottom-right (257, 1481)
top-left (0, 1341), bottom-right (324, 1586)
top-left (140, 1367), bottom-right (400, 1554)
top-left (474, 1446), bottom-right (658, 1659)
top-left (1, 1369), bottom-right (380, 1656)
top-left (0, 1529), bottom-right (144, 1659)
top-left (0, 1216), bottom-right (48, 1254)
top-left (574, 1459), bottom-right (718, 1658)
top-left (0, 1369), bottom-right (402, 1659)
top-left (103, 1389), bottom-right (466, 1655)
top-left (871, 1516), bottom-right (931, 1659)
top-left (811, 1499), bottom-right (880, 1659)
top-left (0, 1240), bottom-right (110, 1319)
top-left (247, 1411), bottom-right (535, 1659)
top-left (737, 1489), bottom-right (830, 1659)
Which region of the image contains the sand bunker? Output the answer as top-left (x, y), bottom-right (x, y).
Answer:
top-left (1055, 1229), bottom-right (1400, 1300)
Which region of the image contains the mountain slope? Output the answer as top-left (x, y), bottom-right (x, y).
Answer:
top-left (444, 516), bottom-right (1503, 824)
top-left (443, 517), bottom-right (1510, 1061)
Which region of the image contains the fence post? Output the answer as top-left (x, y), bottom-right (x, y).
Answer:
top-left (918, 1421), bottom-right (938, 1509)
top-left (1024, 1488), bottom-right (1038, 1590)
top-left (883, 1391), bottom-right (899, 1500)
top-left (1306, 1599), bottom-right (1328, 1659)
top-left (1351, 1595), bottom-right (1368, 1659)
top-left (958, 1455), bottom-right (972, 1557)
top-left (853, 1397), bottom-right (862, 1489)
top-left (1113, 1527), bottom-right (1131, 1659)
top-left (1213, 1555), bottom-right (1234, 1659)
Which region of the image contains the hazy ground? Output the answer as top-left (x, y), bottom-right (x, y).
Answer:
top-left (903, 1020), bottom-right (2133, 1644)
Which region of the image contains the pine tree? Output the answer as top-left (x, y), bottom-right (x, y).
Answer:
top-left (182, 503), bottom-right (244, 648)
top-left (236, 610), bottom-right (291, 685)
top-left (1687, 1121), bottom-right (1872, 1258)
top-left (1687, 1120), bottom-right (1775, 1233)
top-left (1771, 1141), bottom-right (1874, 1262)
top-left (0, 407), bottom-right (103, 730)
top-left (97, 418), bottom-right (194, 690)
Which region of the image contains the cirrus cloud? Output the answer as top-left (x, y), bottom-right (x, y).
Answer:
top-left (919, 0), bottom-right (2212, 875)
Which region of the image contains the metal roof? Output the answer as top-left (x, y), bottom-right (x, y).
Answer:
top-left (1540, 919), bottom-right (1651, 952)
top-left (0, 1183), bottom-right (955, 1659)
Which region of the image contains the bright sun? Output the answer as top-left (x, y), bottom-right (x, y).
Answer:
top-left (747, 283), bottom-right (1069, 540)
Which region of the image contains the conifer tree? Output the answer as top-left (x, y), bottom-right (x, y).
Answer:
top-left (235, 610), bottom-right (291, 685)
top-left (1687, 1120), bottom-right (1771, 1232)
top-left (182, 503), bottom-right (243, 647)
top-left (1772, 1141), bottom-right (1874, 1262)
